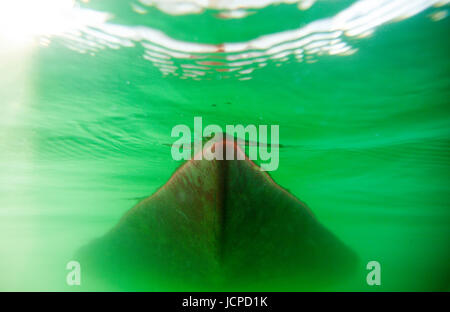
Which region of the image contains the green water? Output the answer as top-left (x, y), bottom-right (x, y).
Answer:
top-left (0, 0), bottom-right (449, 291)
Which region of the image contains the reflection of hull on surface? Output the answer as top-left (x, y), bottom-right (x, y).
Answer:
top-left (77, 139), bottom-right (357, 290)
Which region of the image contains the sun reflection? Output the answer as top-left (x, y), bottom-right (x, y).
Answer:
top-left (0, 0), bottom-right (108, 47)
top-left (0, 0), bottom-right (71, 44)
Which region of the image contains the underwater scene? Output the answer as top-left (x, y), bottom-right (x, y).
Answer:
top-left (0, 0), bottom-right (449, 291)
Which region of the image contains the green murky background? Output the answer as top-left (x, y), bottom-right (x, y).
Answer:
top-left (0, 1), bottom-right (449, 291)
